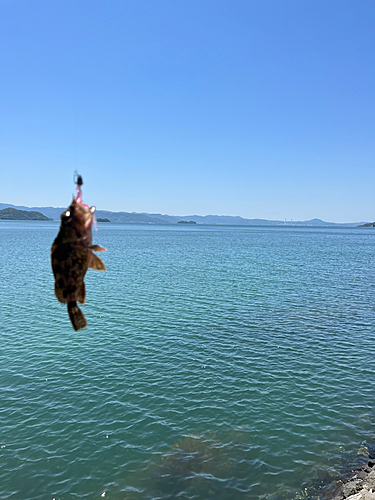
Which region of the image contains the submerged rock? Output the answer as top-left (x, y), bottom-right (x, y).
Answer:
top-left (323, 460), bottom-right (375, 500)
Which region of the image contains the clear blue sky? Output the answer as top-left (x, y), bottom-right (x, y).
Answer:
top-left (1, 0), bottom-right (374, 222)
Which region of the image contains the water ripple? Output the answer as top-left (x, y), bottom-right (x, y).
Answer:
top-left (1, 223), bottom-right (375, 499)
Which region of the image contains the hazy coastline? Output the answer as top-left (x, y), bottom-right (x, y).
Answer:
top-left (0, 203), bottom-right (368, 227)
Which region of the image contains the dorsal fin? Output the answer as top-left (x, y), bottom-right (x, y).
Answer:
top-left (90, 245), bottom-right (107, 252)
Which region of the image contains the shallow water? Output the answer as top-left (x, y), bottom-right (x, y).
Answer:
top-left (0, 222), bottom-right (374, 499)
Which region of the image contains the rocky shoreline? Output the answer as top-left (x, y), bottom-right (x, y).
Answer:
top-left (322, 459), bottom-right (375, 500)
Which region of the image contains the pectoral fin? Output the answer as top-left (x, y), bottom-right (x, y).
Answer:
top-left (90, 245), bottom-right (107, 252)
top-left (89, 251), bottom-right (106, 271)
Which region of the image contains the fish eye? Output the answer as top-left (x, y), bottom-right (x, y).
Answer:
top-left (61, 210), bottom-right (72, 222)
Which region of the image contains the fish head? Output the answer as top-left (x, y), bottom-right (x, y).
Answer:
top-left (59, 198), bottom-right (95, 244)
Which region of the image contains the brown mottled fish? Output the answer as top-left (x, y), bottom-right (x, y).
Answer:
top-left (51, 195), bottom-right (106, 331)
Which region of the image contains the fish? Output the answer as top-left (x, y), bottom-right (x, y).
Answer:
top-left (51, 197), bottom-right (106, 331)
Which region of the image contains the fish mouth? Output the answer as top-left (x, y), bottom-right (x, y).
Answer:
top-left (85, 206), bottom-right (96, 229)
top-left (73, 198), bottom-right (95, 228)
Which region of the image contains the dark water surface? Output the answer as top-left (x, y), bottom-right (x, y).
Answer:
top-left (0, 222), bottom-right (374, 499)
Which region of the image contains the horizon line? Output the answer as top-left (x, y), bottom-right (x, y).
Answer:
top-left (0, 202), bottom-right (370, 225)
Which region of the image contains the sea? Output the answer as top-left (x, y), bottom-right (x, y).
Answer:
top-left (0, 221), bottom-right (374, 500)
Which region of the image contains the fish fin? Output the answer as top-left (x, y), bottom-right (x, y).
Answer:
top-left (77, 282), bottom-right (86, 305)
top-left (89, 252), bottom-right (106, 271)
top-left (54, 277), bottom-right (67, 303)
top-left (68, 302), bottom-right (87, 331)
top-left (90, 245), bottom-right (107, 252)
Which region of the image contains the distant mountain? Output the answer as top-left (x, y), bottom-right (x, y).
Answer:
top-left (0, 204), bottom-right (168, 224)
top-left (0, 203), bottom-right (368, 227)
top-left (0, 203), bottom-right (64, 221)
top-left (145, 213), bottom-right (366, 227)
top-left (0, 207), bottom-right (52, 221)
top-left (93, 210), bottom-right (168, 224)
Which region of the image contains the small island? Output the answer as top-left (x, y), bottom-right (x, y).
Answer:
top-left (177, 220), bottom-right (197, 224)
top-left (358, 222), bottom-right (375, 227)
top-left (96, 218), bottom-right (110, 223)
top-left (0, 208), bottom-right (52, 221)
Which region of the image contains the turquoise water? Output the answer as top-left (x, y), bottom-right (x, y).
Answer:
top-left (1, 221), bottom-right (374, 500)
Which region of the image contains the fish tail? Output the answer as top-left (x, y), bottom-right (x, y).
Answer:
top-left (67, 302), bottom-right (87, 331)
